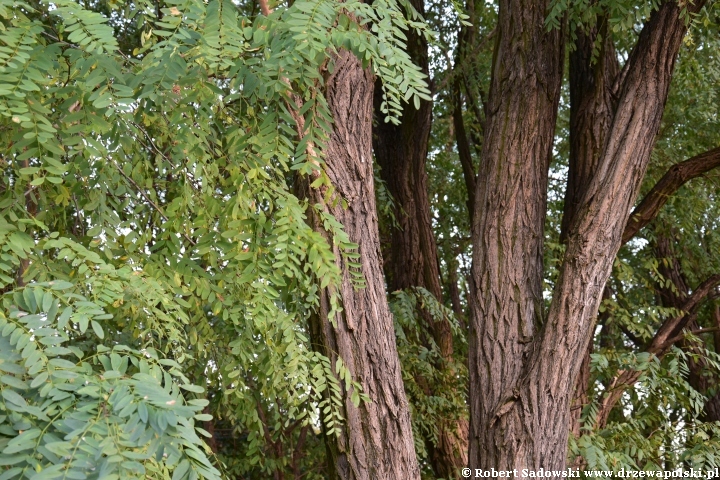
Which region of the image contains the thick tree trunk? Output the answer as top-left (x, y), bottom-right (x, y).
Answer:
top-left (467, 0), bottom-right (565, 469)
top-left (373, 1), bottom-right (468, 472)
top-left (469, 0), bottom-right (704, 471)
top-left (305, 50), bottom-right (420, 480)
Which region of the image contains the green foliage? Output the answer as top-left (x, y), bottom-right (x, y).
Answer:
top-left (0, 0), bottom-right (434, 476)
top-left (389, 287), bottom-right (468, 477)
top-left (0, 282), bottom-right (219, 480)
top-left (571, 346), bottom-right (720, 472)
top-left (0, 0), bottom-right (718, 473)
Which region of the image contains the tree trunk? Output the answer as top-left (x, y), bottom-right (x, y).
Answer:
top-left (373, 0), bottom-right (468, 472)
top-left (560, 22), bottom-right (619, 243)
top-left (469, 0), bottom-right (704, 470)
top-left (304, 50), bottom-right (420, 480)
top-left (467, 0), bottom-right (565, 469)
top-left (563, 22), bottom-right (618, 449)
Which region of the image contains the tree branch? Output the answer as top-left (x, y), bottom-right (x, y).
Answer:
top-left (622, 146), bottom-right (720, 244)
top-left (258, 0), bottom-right (272, 15)
top-left (665, 327), bottom-right (720, 347)
top-left (617, 323), bottom-right (643, 348)
top-left (110, 159), bottom-right (197, 246)
top-left (647, 274), bottom-right (720, 356)
top-left (595, 274), bottom-right (720, 427)
top-left (452, 78), bottom-right (477, 224)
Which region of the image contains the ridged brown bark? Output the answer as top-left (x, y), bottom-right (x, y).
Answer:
top-left (571, 149), bottom-right (720, 437)
top-left (373, 0), bottom-right (468, 473)
top-left (563, 22), bottom-right (618, 445)
top-left (304, 50), bottom-right (420, 480)
top-left (467, 0), bottom-right (565, 469)
top-left (469, 0), bottom-right (705, 470)
top-left (560, 23), bottom-right (619, 244)
top-left (528, 0), bottom-right (706, 460)
top-left (566, 28), bottom-right (720, 434)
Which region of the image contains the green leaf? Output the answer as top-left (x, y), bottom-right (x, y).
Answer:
top-left (1, 390), bottom-right (28, 408)
top-left (90, 320), bottom-right (104, 339)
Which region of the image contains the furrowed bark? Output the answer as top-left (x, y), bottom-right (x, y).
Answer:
top-left (569, 286), bottom-right (610, 449)
top-left (467, 0), bottom-right (565, 469)
top-left (563, 25), bottom-right (619, 438)
top-left (568, 53), bottom-right (720, 439)
top-left (573, 146), bottom-right (720, 436)
top-left (304, 50), bottom-right (420, 480)
top-left (470, 0), bottom-right (705, 470)
top-left (373, 0), bottom-right (468, 472)
top-left (521, 0), bottom-right (706, 464)
top-left (569, 336), bottom-right (593, 470)
top-left (560, 22), bottom-right (619, 244)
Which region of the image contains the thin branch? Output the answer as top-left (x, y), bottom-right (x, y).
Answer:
top-left (452, 78), bottom-right (477, 224)
top-left (664, 327), bottom-right (720, 347)
top-left (258, 0), bottom-right (272, 16)
top-left (595, 274), bottom-right (720, 427)
top-left (110, 159), bottom-right (196, 246)
top-left (617, 323), bottom-right (643, 348)
top-left (291, 425), bottom-right (309, 479)
top-left (647, 274), bottom-right (720, 356)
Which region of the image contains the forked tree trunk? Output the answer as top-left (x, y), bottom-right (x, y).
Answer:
top-left (304, 50), bottom-right (420, 480)
top-left (560, 22), bottom-right (619, 244)
top-left (469, 0), bottom-right (705, 470)
top-left (373, 0), bottom-right (468, 471)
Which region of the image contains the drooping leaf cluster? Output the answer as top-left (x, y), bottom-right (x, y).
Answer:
top-left (0, 0), bottom-right (433, 476)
